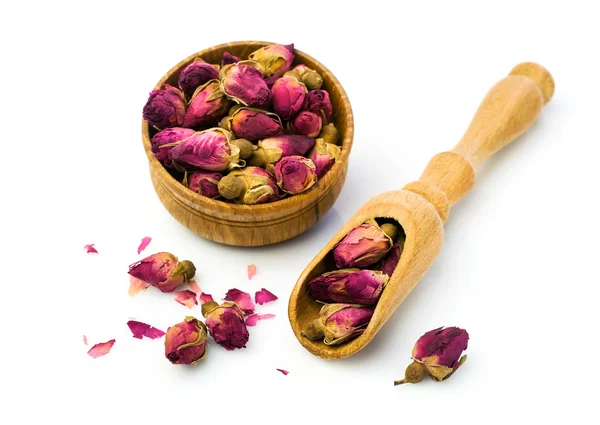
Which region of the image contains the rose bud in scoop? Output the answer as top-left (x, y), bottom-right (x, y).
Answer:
top-left (170, 128), bottom-right (241, 172)
top-left (376, 242), bottom-right (404, 277)
top-left (164, 316), bottom-right (208, 365)
top-left (303, 90), bottom-right (333, 123)
top-left (178, 59), bottom-right (220, 98)
top-left (308, 138), bottom-right (341, 178)
top-left (271, 76), bottom-right (306, 120)
top-left (333, 220), bottom-right (396, 268)
top-left (218, 166), bottom-right (279, 204)
top-left (248, 43), bottom-right (294, 82)
top-left (302, 304), bottom-right (373, 346)
top-left (200, 294), bottom-right (250, 350)
top-left (151, 127), bottom-right (195, 168)
top-left (220, 62), bottom-right (271, 107)
top-left (128, 252), bottom-right (196, 293)
top-left (143, 84), bottom-right (186, 129)
top-left (308, 269), bottom-right (388, 305)
top-left (221, 51), bottom-right (241, 67)
top-left (228, 107), bottom-right (282, 142)
top-left (290, 111), bottom-right (322, 138)
top-left (186, 170), bottom-right (222, 198)
top-left (274, 156), bottom-right (317, 195)
top-left (183, 80), bottom-right (231, 129)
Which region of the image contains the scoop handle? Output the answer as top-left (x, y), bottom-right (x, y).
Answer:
top-left (403, 62), bottom-right (554, 222)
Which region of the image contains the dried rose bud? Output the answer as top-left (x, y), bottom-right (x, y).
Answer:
top-left (183, 80), bottom-right (231, 129)
top-left (170, 128), bottom-right (241, 172)
top-left (301, 70), bottom-right (323, 90)
top-left (318, 123), bottom-right (340, 145)
top-left (228, 107), bottom-right (282, 141)
top-left (283, 70), bottom-right (302, 82)
top-left (151, 127), bottom-right (195, 168)
top-left (220, 63), bottom-right (271, 107)
top-left (302, 304), bottom-right (373, 346)
top-left (218, 115), bottom-right (231, 132)
top-left (164, 316), bottom-right (208, 365)
top-left (271, 76), bottom-right (307, 120)
top-left (376, 242), bottom-right (403, 277)
top-left (178, 59), bottom-right (220, 98)
top-left (308, 269), bottom-right (388, 305)
top-left (143, 84), bottom-right (186, 129)
top-left (247, 135), bottom-right (315, 169)
top-left (308, 138), bottom-right (341, 178)
top-left (333, 221), bottom-right (395, 268)
top-left (218, 166), bottom-right (279, 204)
top-left (290, 111), bottom-right (322, 138)
top-left (303, 90), bottom-right (333, 123)
top-left (394, 327), bottom-right (469, 385)
top-left (186, 170), bottom-right (222, 198)
top-left (201, 297), bottom-right (250, 350)
top-left (230, 138), bottom-right (257, 159)
top-left (248, 43), bottom-right (294, 80)
top-left (128, 252), bottom-right (196, 293)
top-left (293, 64), bottom-right (311, 75)
top-left (274, 156), bottom-right (317, 195)
top-left (221, 51), bottom-right (241, 67)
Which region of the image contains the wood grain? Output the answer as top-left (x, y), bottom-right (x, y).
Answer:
top-left (141, 41), bottom-right (354, 246)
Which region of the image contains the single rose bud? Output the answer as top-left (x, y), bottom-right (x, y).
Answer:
top-left (178, 59), bottom-right (220, 98)
top-left (290, 111), bottom-right (322, 138)
top-left (301, 70), bottom-right (323, 90)
top-left (308, 268), bottom-right (388, 305)
top-left (143, 84), bottom-right (186, 129)
top-left (186, 170), bottom-right (222, 198)
top-left (170, 128), bottom-right (242, 172)
top-left (333, 220), bottom-right (395, 268)
top-left (248, 43), bottom-right (294, 80)
top-left (303, 90), bottom-right (333, 123)
top-left (183, 80), bottom-right (231, 129)
top-left (318, 123), bottom-right (340, 145)
top-left (151, 127), bottom-right (196, 168)
top-left (274, 156), bottom-right (317, 195)
top-left (228, 107), bottom-right (282, 141)
top-left (293, 64), bottom-right (311, 75)
top-left (218, 166), bottom-right (280, 204)
top-left (376, 242), bottom-right (403, 277)
top-left (164, 316), bottom-right (208, 365)
top-left (394, 327), bottom-right (469, 385)
top-left (271, 76), bottom-right (307, 120)
top-left (247, 135), bottom-right (315, 169)
top-left (128, 252), bottom-right (196, 293)
top-left (221, 51), bottom-right (241, 67)
top-left (301, 304), bottom-right (373, 346)
top-left (220, 63), bottom-right (271, 107)
top-left (200, 296), bottom-right (250, 350)
top-left (230, 138), bottom-right (257, 159)
top-left (308, 138), bottom-right (341, 178)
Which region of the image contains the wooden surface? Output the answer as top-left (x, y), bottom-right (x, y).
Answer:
top-left (141, 41), bottom-right (354, 246)
top-left (288, 63), bottom-right (554, 359)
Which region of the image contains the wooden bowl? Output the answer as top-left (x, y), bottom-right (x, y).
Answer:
top-left (141, 41), bottom-right (354, 246)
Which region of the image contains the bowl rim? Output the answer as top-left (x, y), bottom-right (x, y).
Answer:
top-left (141, 40), bottom-right (354, 218)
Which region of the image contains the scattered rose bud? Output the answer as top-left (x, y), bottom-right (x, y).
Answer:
top-left (183, 80), bottom-right (231, 129)
top-left (274, 156), bottom-right (317, 195)
top-left (302, 304), bottom-right (373, 345)
top-left (164, 316), bottom-right (208, 365)
top-left (303, 90), bottom-right (333, 122)
top-left (201, 297), bottom-right (249, 350)
top-left (248, 264), bottom-right (257, 280)
top-left (301, 70), bottom-right (323, 90)
top-left (394, 327), bottom-right (469, 385)
top-left (151, 127), bottom-right (196, 168)
top-left (186, 170), bottom-right (222, 198)
top-left (170, 128), bottom-right (241, 172)
top-left (221, 51), bottom-right (241, 67)
top-left (245, 313), bottom-right (276, 326)
top-left (87, 339), bottom-right (116, 359)
top-left (128, 252), bottom-right (196, 293)
top-left (308, 138), bottom-right (341, 178)
top-left (333, 221), bottom-right (395, 268)
top-left (248, 43), bottom-right (294, 81)
top-left (276, 368), bottom-right (289, 375)
top-left (293, 64), bottom-right (311, 75)
top-left (228, 107), bottom-right (282, 141)
top-left (255, 288), bottom-right (277, 305)
top-left (271, 76), bottom-right (306, 120)
top-left (377, 242), bottom-right (403, 277)
top-left (230, 138), bottom-right (257, 160)
top-left (318, 123), bottom-right (340, 145)
top-left (247, 135), bottom-right (316, 170)
top-left (308, 269), bottom-right (388, 305)
top-left (137, 237), bottom-right (152, 255)
top-left (224, 288), bottom-right (255, 315)
top-left (290, 111), bottom-right (322, 138)
top-left (178, 59), bottom-right (220, 98)
top-left (175, 290), bottom-right (198, 308)
top-left (218, 166), bottom-right (280, 204)
top-left (84, 244), bottom-right (98, 254)
top-left (127, 320), bottom-right (165, 340)
top-left (143, 84), bottom-right (186, 129)
top-left (221, 63), bottom-right (271, 107)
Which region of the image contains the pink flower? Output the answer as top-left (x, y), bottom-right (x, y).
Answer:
top-left (271, 76), bottom-right (306, 120)
top-left (183, 80), bottom-right (231, 129)
top-left (164, 317), bottom-right (208, 365)
top-left (143, 84), bottom-right (186, 129)
top-left (274, 156), bottom-right (317, 195)
top-left (128, 252), bottom-right (196, 293)
top-left (229, 107), bottom-right (282, 142)
top-left (290, 111), bottom-right (322, 138)
top-left (308, 269), bottom-right (388, 305)
top-left (150, 127), bottom-right (196, 168)
top-left (178, 59), bottom-right (220, 98)
top-left (186, 170), bottom-right (222, 198)
top-left (221, 63), bottom-right (271, 107)
top-left (170, 128), bottom-right (241, 172)
top-left (333, 222), bottom-right (393, 268)
top-left (201, 296), bottom-right (249, 350)
top-left (301, 304), bottom-right (373, 345)
top-left (303, 90), bottom-right (333, 122)
top-left (248, 43), bottom-right (294, 82)
top-left (221, 51), bottom-right (241, 67)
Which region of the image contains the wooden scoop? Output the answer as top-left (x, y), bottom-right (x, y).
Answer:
top-left (288, 62), bottom-right (555, 359)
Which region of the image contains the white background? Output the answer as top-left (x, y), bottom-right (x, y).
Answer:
top-left (1, 1), bottom-right (599, 423)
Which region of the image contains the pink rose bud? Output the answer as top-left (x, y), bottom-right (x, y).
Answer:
top-left (151, 127), bottom-right (195, 168)
top-left (143, 84), bottom-right (186, 129)
top-left (178, 59), bottom-right (220, 98)
top-left (170, 128), bottom-right (241, 172)
top-left (303, 90), bottom-right (333, 122)
top-left (128, 252), bottom-right (196, 293)
top-left (183, 80), bottom-right (231, 129)
top-left (229, 107), bottom-right (282, 142)
top-left (274, 156), bottom-right (317, 195)
top-left (248, 43), bottom-right (294, 82)
top-left (376, 242), bottom-right (403, 277)
top-left (221, 51), bottom-right (241, 67)
top-left (201, 297), bottom-right (250, 350)
top-left (247, 135), bottom-right (315, 170)
top-left (394, 327), bottom-right (469, 385)
top-left (271, 76), bottom-right (306, 120)
top-left (302, 304), bottom-right (373, 346)
top-left (308, 269), bottom-right (388, 305)
top-left (293, 64), bottom-right (311, 75)
top-left (218, 166), bottom-right (280, 204)
top-left (308, 138), bottom-right (341, 178)
top-left (290, 111), bottom-right (322, 138)
top-left (221, 63), bottom-right (271, 107)
top-left (333, 221), bottom-right (396, 268)
top-left (164, 316), bottom-right (208, 365)
top-left (186, 170), bottom-right (222, 198)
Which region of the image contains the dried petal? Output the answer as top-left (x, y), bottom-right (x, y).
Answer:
top-left (164, 317), bottom-right (208, 365)
top-left (274, 156), bottom-right (317, 195)
top-left (127, 320), bottom-right (165, 340)
top-left (248, 264), bottom-right (257, 280)
top-left (178, 59), bottom-right (220, 98)
top-left (307, 269), bottom-right (388, 305)
top-left (170, 128), bottom-right (241, 172)
top-left (186, 170), bottom-right (222, 198)
top-left (224, 288), bottom-right (255, 315)
top-left (188, 280), bottom-right (201, 294)
top-left (333, 221), bottom-right (393, 268)
top-left (276, 368), bottom-right (289, 375)
top-left (143, 84), bottom-right (186, 129)
top-left (199, 292), bottom-right (214, 304)
top-left (175, 290), bottom-right (198, 309)
top-left (87, 339), bottom-right (116, 359)
top-left (271, 76), bottom-right (306, 120)
top-left (183, 80), bottom-right (231, 129)
top-left (255, 288), bottom-right (277, 305)
top-left (308, 138), bottom-right (341, 178)
top-left (137, 237), bottom-right (151, 255)
top-left (221, 63), bottom-right (271, 107)
top-left (128, 275), bottom-right (150, 296)
top-left (151, 127), bottom-right (196, 168)
top-left (290, 111), bottom-right (322, 138)
top-left (84, 244), bottom-right (98, 254)
top-left (83, 335), bottom-right (88, 345)
top-left (245, 313), bottom-right (276, 326)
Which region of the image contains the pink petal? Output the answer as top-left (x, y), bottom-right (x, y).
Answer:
top-left (247, 264), bottom-right (257, 280)
top-left (83, 335), bottom-right (88, 345)
top-left (84, 244), bottom-right (98, 254)
top-left (87, 339), bottom-right (115, 358)
top-left (127, 320), bottom-right (166, 339)
top-left (276, 368), bottom-right (289, 375)
top-left (175, 290), bottom-right (198, 309)
top-left (224, 288), bottom-right (255, 315)
top-left (188, 279), bottom-right (201, 294)
top-left (199, 292), bottom-right (214, 304)
top-left (129, 276), bottom-right (150, 296)
top-left (137, 236), bottom-right (152, 255)
top-left (255, 288), bottom-right (278, 305)
top-left (245, 313), bottom-right (276, 326)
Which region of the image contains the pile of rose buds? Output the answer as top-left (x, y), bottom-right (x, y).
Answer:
top-left (143, 43), bottom-right (342, 204)
top-left (301, 219), bottom-right (403, 345)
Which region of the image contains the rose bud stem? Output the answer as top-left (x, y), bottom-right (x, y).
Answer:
top-left (380, 223), bottom-right (399, 242)
top-left (394, 361), bottom-right (427, 386)
top-left (302, 70), bottom-right (323, 90)
top-left (319, 123), bottom-right (340, 145)
top-left (218, 175), bottom-right (246, 200)
top-left (283, 70), bottom-right (302, 82)
top-left (300, 318), bottom-right (325, 341)
top-left (230, 139), bottom-right (257, 159)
